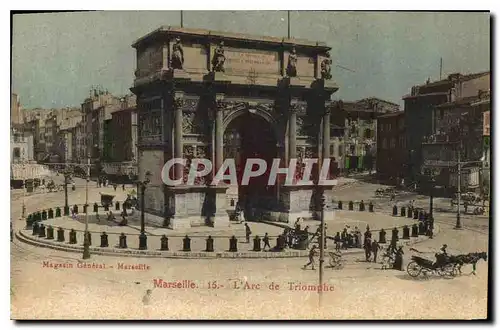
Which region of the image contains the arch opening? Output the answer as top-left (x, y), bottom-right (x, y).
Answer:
top-left (223, 111), bottom-right (278, 213)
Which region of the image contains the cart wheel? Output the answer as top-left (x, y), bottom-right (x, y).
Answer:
top-left (407, 261), bottom-right (421, 277)
top-left (336, 260), bottom-right (345, 270)
top-left (328, 258), bottom-right (335, 268)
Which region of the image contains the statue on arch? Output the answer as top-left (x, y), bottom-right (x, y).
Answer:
top-left (212, 41), bottom-right (226, 72)
top-left (321, 52), bottom-right (332, 80)
top-left (286, 47), bottom-right (298, 77)
top-left (171, 37), bottom-right (184, 70)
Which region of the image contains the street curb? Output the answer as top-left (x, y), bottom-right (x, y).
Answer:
top-left (16, 223), bottom-right (438, 259)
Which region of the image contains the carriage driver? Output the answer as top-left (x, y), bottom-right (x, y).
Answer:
top-left (434, 244), bottom-right (449, 268)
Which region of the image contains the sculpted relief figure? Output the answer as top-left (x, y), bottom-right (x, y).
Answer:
top-left (321, 52), bottom-right (332, 80)
top-left (212, 41), bottom-right (226, 72)
top-left (171, 37), bottom-right (184, 70)
top-left (286, 47), bottom-right (298, 77)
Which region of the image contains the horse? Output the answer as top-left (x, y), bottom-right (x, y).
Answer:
top-left (454, 252), bottom-right (487, 275)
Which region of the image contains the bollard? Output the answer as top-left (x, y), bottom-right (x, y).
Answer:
top-left (38, 224), bottom-right (46, 238)
top-left (160, 235), bottom-right (169, 251)
top-left (69, 229), bottom-right (77, 244)
top-left (93, 203), bottom-right (99, 213)
top-left (63, 206), bottom-right (69, 216)
top-left (42, 210), bottom-right (47, 220)
top-left (391, 227), bottom-right (399, 242)
top-left (26, 215), bottom-right (33, 230)
top-left (119, 233), bottom-right (127, 248)
top-left (392, 205), bottom-right (398, 216)
top-left (402, 225), bottom-right (410, 239)
top-left (73, 205), bottom-right (79, 214)
top-left (206, 235), bottom-right (214, 252)
top-left (32, 221), bottom-right (39, 236)
top-left (46, 226), bottom-right (54, 239)
top-left (253, 235), bottom-right (261, 252)
top-left (407, 207), bottom-right (413, 218)
top-left (56, 207), bottom-right (62, 218)
top-left (411, 223), bottom-right (419, 237)
top-left (48, 208), bottom-right (54, 219)
top-left (277, 235), bottom-right (286, 251)
top-left (418, 221), bottom-right (425, 235)
top-left (338, 200), bottom-right (343, 210)
top-left (379, 228), bottom-right (386, 244)
top-left (359, 200), bottom-right (365, 211)
top-left (182, 235), bottom-right (191, 252)
top-left (100, 232), bottom-right (109, 247)
top-left (369, 202), bottom-right (374, 212)
top-left (57, 227), bottom-right (65, 242)
top-left (229, 235), bottom-right (238, 252)
top-left (401, 206), bottom-right (406, 217)
top-left (84, 231), bottom-right (92, 246)
top-left (115, 201), bottom-right (120, 211)
top-left (348, 201), bottom-right (354, 211)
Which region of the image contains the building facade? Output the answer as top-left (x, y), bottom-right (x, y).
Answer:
top-left (132, 27), bottom-right (338, 229)
top-left (340, 98), bottom-right (399, 174)
top-left (404, 71), bottom-right (490, 184)
top-left (376, 111), bottom-right (406, 182)
top-left (418, 72), bottom-right (490, 195)
top-left (11, 94), bottom-right (22, 125)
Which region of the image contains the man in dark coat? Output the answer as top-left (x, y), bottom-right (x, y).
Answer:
top-left (263, 233), bottom-right (271, 251)
top-left (364, 236), bottom-right (372, 261)
top-left (393, 246), bottom-right (404, 270)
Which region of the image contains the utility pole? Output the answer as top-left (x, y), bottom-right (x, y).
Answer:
top-left (319, 189), bottom-right (325, 308)
top-left (439, 57), bottom-right (443, 80)
top-left (180, 11), bottom-right (183, 28)
top-left (455, 141), bottom-right (462, 229)
top-left (287, 10), bottom-right (291, 39)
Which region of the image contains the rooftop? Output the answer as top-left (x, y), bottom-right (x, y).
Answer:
top-left (132, 26), bottom-right (330, 51)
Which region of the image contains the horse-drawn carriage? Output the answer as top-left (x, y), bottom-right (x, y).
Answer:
top-left (407, 249), bottom-right (487, 278)
top-left (406, 254), bottom-right (457, 278)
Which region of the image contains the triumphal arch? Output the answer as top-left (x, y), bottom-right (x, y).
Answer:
top-left (131, 26), bottom-right (338, 229)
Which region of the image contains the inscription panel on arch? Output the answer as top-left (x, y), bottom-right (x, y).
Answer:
top-left (224, 48), bottom-right (280, 75)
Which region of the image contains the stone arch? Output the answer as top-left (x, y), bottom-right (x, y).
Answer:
top-left (222, 107), bottom-right (279, 141)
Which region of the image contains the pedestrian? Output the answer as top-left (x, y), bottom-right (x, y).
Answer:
top-left (113, 184), bottom-right (117, 192)
top-left (142, 289), bottom-right (152, 305)
top-left (364, 236), bottom-right (372, 262)
top-left (263, 233), bottom-right (271, 250)
top-left (245, 223), bottom-right (252, 243)
top-left (371, 239), bottom-right (381, 263)
top-left (302, 245), bottom-right (318, 270)
top-left (122, 184), bottom-right (125, 191)
top-left (393, 246), bottom-right (404, 271)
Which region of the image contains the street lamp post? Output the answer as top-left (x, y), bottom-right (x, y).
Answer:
top-left (428, 176), bottom-right (435, 219)
top-left (138, 171), bottom-right (151, 250)
top-left (82, 155), bottom-right (91, 259)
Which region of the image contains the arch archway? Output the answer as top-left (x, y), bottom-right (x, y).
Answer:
top-left (223, 110), bottom-right (278, 213)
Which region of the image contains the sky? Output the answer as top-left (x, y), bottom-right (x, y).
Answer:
top-left (12, 11), bottom-right (490, 109)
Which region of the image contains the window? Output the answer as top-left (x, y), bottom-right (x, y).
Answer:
top-left (13, 147), bottom-right (20, 158)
